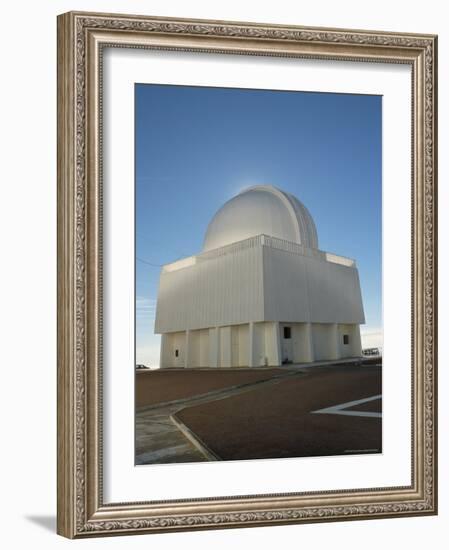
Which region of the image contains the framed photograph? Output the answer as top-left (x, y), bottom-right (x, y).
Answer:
top-left (57, 11), bottom-right (438, 538)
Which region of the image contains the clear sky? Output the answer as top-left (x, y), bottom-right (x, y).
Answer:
top-left (135, 84), bottom-right (382, 367)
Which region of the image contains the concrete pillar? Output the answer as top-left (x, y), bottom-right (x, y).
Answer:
top-left (159, 333), bottom-right (170, 369)
top-left (248, 322), bottom-right (257, 367)
top-left (304, 323), bottom-right (314, 363)
top-left (352, 325), bottom-right (363, 357)
top-left (220, 326), bottom-right (232, 368)
top-left (209, 327), bottom-right (220, 368)
top-left (184, 330), bottom-right (191, 368)
top-left (328, 323), bottom-right (340, 361)
top-left (273, 322), bottom-right (282, 366)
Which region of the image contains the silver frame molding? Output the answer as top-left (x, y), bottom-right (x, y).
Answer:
top-left (57, 11), bottom-right (438, 538)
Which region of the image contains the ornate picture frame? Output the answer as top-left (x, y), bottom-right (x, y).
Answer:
top-left (57, 11), bottom-right (437, 538)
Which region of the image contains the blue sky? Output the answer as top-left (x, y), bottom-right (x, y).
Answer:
top-left (135, 84), bottom-right (382, 367)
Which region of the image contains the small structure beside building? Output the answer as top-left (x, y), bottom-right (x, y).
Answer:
top-left (154, 185), bottom-right (365, 368)
top-left (363, 348), bottom-right (382, 357)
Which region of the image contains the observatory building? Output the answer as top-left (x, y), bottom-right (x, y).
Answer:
top-left (154, 185), bottom-right (364, 368)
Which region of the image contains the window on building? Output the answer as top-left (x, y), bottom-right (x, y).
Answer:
top-left (343, 334), bottom-right (349, 345)
top-left (283, 327), bottom-right (291, 339)
top-left (175, 349), bottom-right (179, 357)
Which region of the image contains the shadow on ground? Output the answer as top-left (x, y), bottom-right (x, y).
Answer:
top-left (25, 515), bottom-right (56, 533)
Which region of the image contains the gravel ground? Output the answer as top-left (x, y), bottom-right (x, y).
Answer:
top-left (174, 364), bottom-right (382, 460)
top-left (136, 367), bottom-right (287, 408)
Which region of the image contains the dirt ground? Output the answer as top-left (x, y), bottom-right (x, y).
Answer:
top-left (174, 364), bottom-right (382, 460)
top-left (135, 367), bottom-right (287, 408)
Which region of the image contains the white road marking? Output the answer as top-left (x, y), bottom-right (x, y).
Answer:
top-left (312, 394), bottom-right (382, 418)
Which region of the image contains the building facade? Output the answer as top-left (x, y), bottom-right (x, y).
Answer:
top-left (154, 185), bottom-right (364, 368)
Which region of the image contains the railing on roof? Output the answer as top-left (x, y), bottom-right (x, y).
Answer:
top-left (163, 234), bottom-right (355, 272)
top-left (261, 235), bottom-right (355, 267)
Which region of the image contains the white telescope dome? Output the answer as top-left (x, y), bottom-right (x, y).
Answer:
top-left (203, 185), bottom-right (318, 252)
